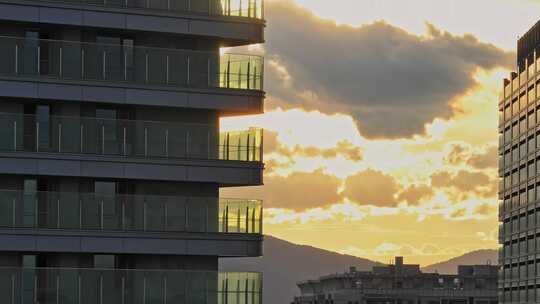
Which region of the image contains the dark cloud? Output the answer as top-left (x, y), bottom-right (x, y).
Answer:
top-left (342, 169), bottom-right (400, 207)
top-left (264, 130), bottom-right (363, 162)
top-left (397, 184), bottom-right (435, 206)
top-left (445, 143), bottom-right (498, 169)
top-left (431, 170), bottom-right (495, 198)
top-left (220, 170), bottom-right (342, 210)
top-left (264, 0), bottom-right (514, 138)
top-left (468, 145), bottom-right (498, 169)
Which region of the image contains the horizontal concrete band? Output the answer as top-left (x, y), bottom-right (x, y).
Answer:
top-left (0, 78), bottom-right (264, 115)
top-left (0, 0), bottom-right (265, 43)
top-left (0, 229), bottom-right (263, 257)
top-left (0, 152), bottom-right (264, 186)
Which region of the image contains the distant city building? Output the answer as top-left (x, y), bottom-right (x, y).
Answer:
top-left (292, 257), bottom-right (498, 304)
top-left (499, 20), bottom-right (540, 304)
top-left (0, 0), bottom-right (265, 302)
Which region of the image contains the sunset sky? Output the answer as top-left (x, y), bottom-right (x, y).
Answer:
top-left (222, 0), bottom-right (540, 266)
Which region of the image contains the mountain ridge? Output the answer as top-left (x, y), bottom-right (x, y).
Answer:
top-left (220, 236), bottom-right (498, 303)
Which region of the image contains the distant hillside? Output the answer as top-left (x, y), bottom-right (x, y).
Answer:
top-left (422, 249), bottom-right (498, 274)
top-left (219, 236), bottom-right (381, 304)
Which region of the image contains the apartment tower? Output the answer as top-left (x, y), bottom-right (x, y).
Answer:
top-left (499, 20), bottom-right (540, 304)
top-left (0, 0), bottom-right (265, 302)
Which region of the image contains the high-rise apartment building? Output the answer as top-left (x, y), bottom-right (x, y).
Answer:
top-left (0, 0), bottom-right (265, 302)
top-left (499, 20), bottom-right (540, 304)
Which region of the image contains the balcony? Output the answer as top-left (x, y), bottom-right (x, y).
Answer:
top-left (0, 36), bottom-right (263, 90)
top-left (0, 112), bottom-right (263, 162)
top-left (24, 0), bottom-right (264, 19)
top-left (0, 190), bottom-right (262, 235)
top-left (0, 267), bottom-right (262, 304)
top-left (0, 36), bottom-right (264, 113)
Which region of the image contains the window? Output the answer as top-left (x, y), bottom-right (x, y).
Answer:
top-left (521, 142), bottom-right (528, 159)
top-left (521, 117), bottom-right (528, 134)
top-left (521, 190), bottom-right (528, 206)
top-left (94, 255), bottom-right (115, 269)
top-left (521, 166), bottom-right (528, 182)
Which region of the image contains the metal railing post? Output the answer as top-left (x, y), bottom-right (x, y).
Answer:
top-left (145, 52), bottom-right (149, 83)
top-left (225, 206), bottom-right (229, 233)
top-left (79, 199), bottom-right (82, 229)
top-left (253, 66), bottom-right (257, 89)
top-left (207, 57), bottom-right (211, 87)
top-left (13, 121), bottom-right (17, 150)
top-left (251, 207), bottom-right (256, 233)
top-left (80, 124), bottom-right (84, 153)
top-left (259, 207), bottom-right (263, 234)
top-left (14, 44), bottom-right (18, 75)
top-left (185, 202), bottom-right (189, 231)
top-left (122, 199), bottom-right (126, 231)
top-left (57, 199), bottom-right (60, 229)
top-left (102, 50), bottom-right (106, 80)
top-left (123, 127), bottom-right (127, 156)
top-left (226, 59), bottom-right (231, 88)
top-left (166, 55), bottom-right (170, 84)
top-left (36, 122), bottom-right (40, 152)
top-left (185, 131), bottom-right (190, 157)
top-left (12, 198), bottom-right (15, 228)
top-left (246, 134), bottom-right (250, 161)
top-left (186, 56), bottom-right (191, 86)
top-left (236, 207), bottom-right (240, 233)
top-left (101, 124), bottom-right (105, 155)
top-left (144, 127), bottom-right (148, 157)
top-left (205, 204), bottom-right (208, 232)
top-left (143, 201), bottom-right (147, 231)
top-left (245, 206), bottom-right (249, 233)
top-left (165, 129), bottom-right (169, 158)
top-left (247, 61), bottom-right (251, 90)
top-left (81, 48), bottom-right (85, 79)
top-left (100, 200), bottom-right (104, 230)
top-left (58, 123), bottom-right (62, 152)
top-left (59, 47), bottom-right (63, 78)
top-left (10, 274), bottom-right (14, 304)
top-left (37, 46), bottom-right (41, 75)
top-left (124, 51), bottom-right (128, 81)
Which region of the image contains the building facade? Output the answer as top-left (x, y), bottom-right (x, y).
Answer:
top-left (293, 257), bottom-right (498, 304)
top-left (499, 21), bottom-right (540, 304)
top-left (0, 0), bottom-right (265, 302)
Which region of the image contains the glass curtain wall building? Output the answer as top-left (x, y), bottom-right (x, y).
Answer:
top-left (0, 0), bottom-right (265, 302)
top-left (499, 20), bottom-right (540, 304)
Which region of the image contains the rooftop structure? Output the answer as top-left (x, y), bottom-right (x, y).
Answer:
top-left (293, 257), bottom-right (498, 304)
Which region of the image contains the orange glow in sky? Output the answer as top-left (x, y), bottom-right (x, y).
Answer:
top-left (220, 0), bottom-right (537, 266)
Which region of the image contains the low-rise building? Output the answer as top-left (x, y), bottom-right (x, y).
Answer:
top-left (293, 257), bottom-right (498, 304)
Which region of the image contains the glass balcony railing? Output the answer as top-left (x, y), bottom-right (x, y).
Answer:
top-left (29, 0), bottom-right (264, 19)
top-left (0, 190), bottom-right (263, 234)
top-left (0, 267), bottom-right (262, 304)
top-left (0, 112), bottom-right (263, 162)
top-left (0, 36), bottom-right (264, 91)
